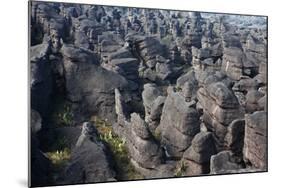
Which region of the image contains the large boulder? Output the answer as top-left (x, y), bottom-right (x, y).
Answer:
top-left (64, 122), bottom-right (116, 184)
top-left (142, 83), bottom-right (161, 121)
top-left (197, 81), bottom-right (243, 150)
top-left (31, 110), bottom-right (42, 134)
top-left (146, 96), bottom-right (166, 132)
top-left (243, 111), bottom-right (267, 170)
top-left (74, 30), bottom-right (90, 49)
top-left (232, 77), bottom-right (258, 93)
top-left (108, 47), bottom-right (134, 60)
top-left (198, 82), bottom-right (243, 124)
top-left (108, 58), bottom-right (139, 80)
top-left (183, 132), bottom-right (216, 164)
top-left (30, 109), bottom-right (51, 187)
top-left (182, 132), bottom-right (217, 176)
top-left (210, 151), bottom-right (243, 174)
top-left (225, 119), bottom-right (245, 156)
top-left (30, 42), bottom-right (53, 118)
top-left (221, 47), bottom-right (244, 80)
top-left (113, 112), bottom-right (163, 170)
top-left (245, 90), bottom-right (264, 113)
top-left (158, 87), bottom-right (200, 158)
top-left (155, 62), bottom-right (174, 80)
top-left (136, 36), bottom-right (166, 62)
top-left (254, 62), bottom-right (267, 85)
top-left (176, 70), bottom-right (198, 101)
top-left (61, 44), bottom-right (129, 123)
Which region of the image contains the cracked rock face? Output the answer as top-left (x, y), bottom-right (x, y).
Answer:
top-left (243, 111), bottom-right (267, 170)
top-left (113, 113), bottom-right (163, 170)
top-left (197, 81), bottom-right (244, 150)
top-left (158, 87), bottom-right (200, 158)
top-left (210, 151), bottom-right (244, 174)
top-left (61, 44), bottom-right (130, 123)
top-left (182, 132), bottom-right (217, 175)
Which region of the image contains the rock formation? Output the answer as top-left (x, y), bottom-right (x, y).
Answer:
top-left (64, 122), bottom-right (116, 184)
top-left (30, 1), bottom-right (267, 186)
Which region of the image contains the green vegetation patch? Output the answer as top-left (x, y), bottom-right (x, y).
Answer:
top-left (46, 148), bottom-right (71, 166)
top-left (51, 96), bottom-right (74, 127)
top-left (175, 86), bottom-right (182, 92)
top-left (90, 116), bottom-right (144, 180)
top-left (174, 160), bottom-right (188, 177)
top-left (152, 128), bottom-right (162, 142)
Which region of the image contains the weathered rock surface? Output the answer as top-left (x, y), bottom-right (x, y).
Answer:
top-left (142, 83), bottom-right (161, 121)
top-left (61, 44), bottom-right (130, 123)
top-left (245, 90), bottom-right (265, 113)
top-left (182, 132), bottom-right (216, 175)
top-left (158, 87), bottom-right (200, 158)
top-left (243, 111), bottom-right (267, 170)
top-left (176, 70), bottom-right (198, 101)
top-left (225, 119), bottom-right (245, 156)
top-left (146, 96), bottom-right (166, 132)
top-left (30, 109), bottom-right (51, 187)
top-left (221, 47), bottom-right (245, 80)
top-left (30, 42), bottom-right (53, 118)
top-left (197, 81), bottom-right (244, 150)
top-left (210, 151), bottom-right (244, 174)
top-left (184, 132), bottom-right (216, 163)
top-left (64, 122), bottom-right (116, 184)
top-left (30, 1), bottom-right (268, 184)
top-left (113, 112), bottom-right (163, 170)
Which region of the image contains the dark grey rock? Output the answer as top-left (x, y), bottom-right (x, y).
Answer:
top-left (210, 151), bottom-right (243, 174)
top-left (61, 44), bottom-right (129, 123)
top-left (108, 47), bottom-right (134, 60)
top-left (74, 30), bottom-right (90, 49)
top-left (64, 122), bottom-right (116, 184)
top-left (30, 109), bottom-right (51, 187)
top-left (31, 42), bottom-right (53, 118)
top-left (244, 111), bottom-right (267, 170)
top-left (31, 109), bottom-right (42, 134)
top-left (225, 119), bottom-right (245, 155)
top-left (233, 78), bottom-right (258, 92)
top-left (113, 114), bottom-right (163, 169)
top-left (221, 47), bottom-right (245, 80)
top-left (142, 83), bottom-right (161, 119)
top-left (176, 70), bottom-right (197, 88)
top-left (245, 90), bottom-right (264, 113)
top-left (131, 113), bottom-right (151, 140)
top-left (158, 88), bottom-right (200, 158)
top-left (149, 96), bottom-right (166, 121)
top-left (183, 132), bottom-right (216, 164)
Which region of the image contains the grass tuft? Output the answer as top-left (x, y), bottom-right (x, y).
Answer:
top-left (174, 160), bottom-right (187, 177)
top-left (51, 96), bottom-right (74, 127)
top-left (46, 148), bottom-right (71, 166)
top-left (90, 115), bottom-right (144, 180)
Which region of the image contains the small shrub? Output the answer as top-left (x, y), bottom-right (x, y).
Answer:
top-left (174, 161), bottom-right (187, 177)
top-left (46, 148), bottom-right (71, 166)
top-left (152, 129), bottom-right (162, 142)
top-left (175, 86), bottom-right (182, 92)
top-left (57, 105), bottom-right (73, 126)
top-left (90, 115), bottom-right (143, 180)
top-left (50, 96), bottom-right (74, 127)
top-left (49, 136), bottom-right (69, 151)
